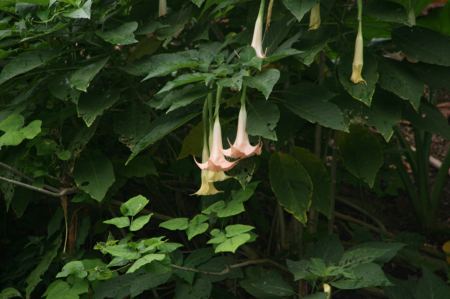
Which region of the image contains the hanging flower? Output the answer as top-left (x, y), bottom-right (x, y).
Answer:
top-left (223, 103), bottom-right (262, 159)
top-left (350, 0), bottom-right (366, 84)
top-left (309, 3), bottom-right (321, 30)
top-left (196, 117), bottom-right (238, 172)
top-left (251, 0), bottom-right (266, 58)
top-left (194, 145), bottom-right (221, 196)
top-left (159, 0), bottom-right (167, 17)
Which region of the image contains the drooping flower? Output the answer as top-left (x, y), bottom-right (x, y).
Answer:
top-left (251, 0), bottom-right (266, 58)
top-left (196, 117), bottom-right (238, 172)
top-left (350, 0), bottom-right (366, 84)
top-left (159, 0), bottom-right (167, 17)
top-left (223, 89), bottom-right (262, 159)
top-left (309, 3), bottom-right (321, 30)
top-left (194, 145), bottom-right (221, 196)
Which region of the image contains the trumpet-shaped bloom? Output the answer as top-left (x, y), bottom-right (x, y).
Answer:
top-left (309, 4), bottom-right (321, 30)
top-left (194, 146), bottom-right (221, 196)
top-left (350, 22), bottom-right (366, 84)
top-left (196, 117), bottom-right (237, 172)
top-left (223, 104), bottom-right (262, 159)
top-left (159, 0), bottom-right (167, 17)
top-left (251, 0), bottom-right (266, 58)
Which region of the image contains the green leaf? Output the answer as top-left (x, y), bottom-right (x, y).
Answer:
top-left (187, 214), bottom-right (209, 240)
top-left (292, 147), bottom-right (332, 218)
top-left (56, 261), bottom-right (87, 279)
top-left (393, 26), bottom-right (450, 67)
top-left (157, 73), bottom-right (213, 94)
top-left (102, 244), bottom-right (140, 260)
top-left (127, 253), bottom-right (166, 273)
top-left (96, 22), bottom-right (138, 45)
top-left (178, 121), bottom-right (203, 159)
top-left (130, 214), bottom-right (152, 231)
top-left (151, 85), bottom-right (206, 113)
top-left (70, 57), bottom-right (109, 92)
top-left (0, 114), bottom-right (42, 148)
top-left (103, 217), bottom-right (130, 228)
top-left (240, 267), bottom-right (295, 298)
top-left (245, 69), bottom-right (280, 99)
top-left (367, 91), bottom-right (403, 141)
top-left (337, 125), bottom-right (383, 187)
top-left (73, 151), bottom-right (115, 202)
top-left (159, 218), bottom-right (189, 231)
top-left (124, 50), bottom-right (199, 79)
top-left (225, 224), bottom-right (254, 237)
top-left (25, 237), bottom-right (61, 299)
top-left (215, 233), bottom-right (252, 253)
top-left (43, 280), bottom-right (79, 299)
top-left (414, 268), bottom-right (450, 299)
top-left (378, 59), bottom-right (423, 110)
top-left (127, 108), bottom-right (199, 163)
top-left (191, 0), bottom-right (205, 7)
top-left (247, 99), bottom-right (280, 141)
top-left (281, 0), bottom-right (317, 22)
top-left (338, 53), bottom-right (379, 106)
top-left (331, 263), bottom-right (391, 290)
top-left (174, 278), bottom-right (212, 299)
top-left (77, 89), bottom-right (120, 127)
top-left (0, 288), bottom-right (22, 299)
top-left (339, 242), bottom-right (404, 269)
top-left (0, 50), bottom-right (56, 85)
top-left (269, 152), bottom-right (313, 224)
top-left (280, 83), bottom-right (348, 131)
top-left (93, 263), bottom-right (172, 299)
top-left (120, 195), bottom-right (149, 217)
top-left (64, 0), bottom-right (92, 19)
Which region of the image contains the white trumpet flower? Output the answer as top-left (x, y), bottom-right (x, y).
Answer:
top-left (159, 0), bottom-right (167, 17)
top-left (309, 3), bottom-right (321, 31)
top-left (251, 0), bottom-right (266, 58)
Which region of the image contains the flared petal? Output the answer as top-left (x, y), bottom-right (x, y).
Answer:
top-left (224, 105), bottom-right (262, 159)
top-left (206, 170), bottom-right (230, 182)
top-left (193, 170), bottom-right (221, 196)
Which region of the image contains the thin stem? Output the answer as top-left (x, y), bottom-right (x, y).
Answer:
top-left (0, 175), bottom-right (76, 197)
top-left (328, 137), bottom-right (337, 234)
top-left (214, 85), bottom-right (223, 119)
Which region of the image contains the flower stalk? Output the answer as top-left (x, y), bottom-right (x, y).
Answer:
top-left (350, 0), bottom-right (366, 84)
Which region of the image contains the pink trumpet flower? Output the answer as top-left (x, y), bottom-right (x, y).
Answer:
top-left (196, 117), bottom-right (237, 172)
top-left (251, 0), bottom-right (266, 58)
top-left (223, 104), bottom-right (262, 159)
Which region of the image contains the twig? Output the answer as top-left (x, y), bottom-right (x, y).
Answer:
top-left (0, 162), bottom-right (60, 193)
top-left (334, 211), bottom-right (394, 238)
top-left (0, 175), bottom-right (77, 197)
top-left (171, 258), bottom-right (289, 276)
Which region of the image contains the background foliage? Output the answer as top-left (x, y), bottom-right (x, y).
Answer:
top-left (0, 0), bottom-right (450, 298)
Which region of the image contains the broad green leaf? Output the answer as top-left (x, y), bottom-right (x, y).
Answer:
top-left (337, 125), bottom-right (383, 187)
top-left (102, 244), bottom-right (140, 260)
top-left (0, 50), bottom-right (56, 85)
top-left (186, 215), bottom-right (209, 240)
top-left (281, 0), bottom-right (317, 22)
top-left (339, 242), bottom-right (404, 269)
top-left (122, 155), bottom-right (157, 178)
top-left (77, 89), bottom-right (120, 126)
top-left (103, 216), bottom-right (130, 228)
top-left (378, 58), bottom-right (423, 110)
top-left (245, 69), bottom-right (280, 99)
top-left (124, 50), bottom-right (199, 79)
top-left (247, 99), bottom-right (280, 141)
top-left (56, 261), bottom-right (87, 279)
top-left (93, 263), bottom-right (172, 299)
top-left (157, 73), bottom-right (213, 94)
top-left (130, 214), bottom-right (152, 231)
top-left (0, 288), bottom-right (22, 299)
top-left (96, 22), bottom-right (138, 45)
top-left (331, 263), bottom-right (391, 289)
top-left (174, 278), bottom-right (212, 299)
top-left (414, 268), bottom-right (450, 299)
top-left (308, 234), bottom-right (345, 264)
top-left (215, 233), bottom-right (252, 253)
top-left (120, 195), bottom-right (149, 217)
top-left (178, 122), bottom-right (203, 159)
top-left (43, 280), bottom-right (79, 299)
top-left (25, 238), bottom-right (61, 299)
top-left (225, 224), bottom-right (254, 237)
top-left (280, 83), bottom-right (348, 131)
top-left (0, 115), bottom-right (41, 148)
top-left (240, 267), bottom-right (295, 298)
top-left (127, 254), bottom-right (165, 273)
top-left (64, 0), bottom-right (92, 19)
top-left (127, 108), bottom-right (199, 163)
top-left (366, 1), bottom-right (409, 24)
top-left (292, 147), bottom-right (332, 218)
top-left (269, 152), bottom-right (313, 224)
top-left (73, 151), bottom-right (115, 202)
top-left (367, 91), bottom-right (403, 141)
top-left (296, 28), bottom-right (335, 66)
top-left (287, 259), bottom-right (315, 281)
top-left (70, 57), bottom-right (109, 92)
top-left (159, 218), bottom-right (189, 231)
top-left (48, 75), bottom-right (80, 102)
top-left (303, 293), bottom-right (328, 299)
top-left (191, 0), bottom-right (205, 7)
top-left (338, 53), bottom-right (379, 106)
top-left (151, 85), bottom-right (206, 113)
top-left (393, 26), bottom-right (450, 67)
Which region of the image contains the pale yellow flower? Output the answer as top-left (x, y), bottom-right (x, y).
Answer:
top-left (159, 0), bottom-right (167, 17)
top-left (251, 0), bottom-right (266, 58)
top-left (309, 4), bottom-right (321, 31)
